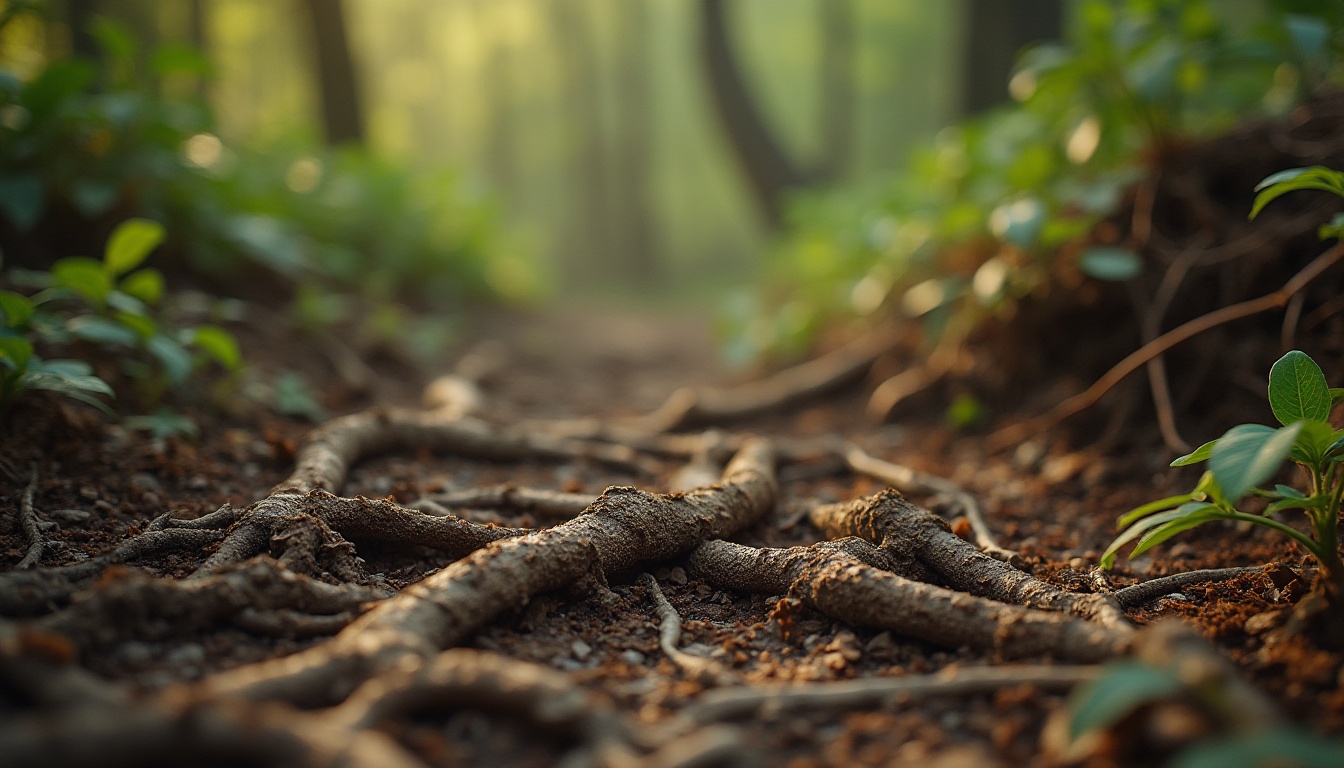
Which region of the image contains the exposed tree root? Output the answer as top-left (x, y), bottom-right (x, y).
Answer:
top-left (841, 443), bottom-right (1016, 562)
top-left (36, 557), bottom-right (389, 653)
top-left (1112, 566), bottom-right (1264, 609)
top-left (15, 465), bottom-right (45, 569)
top-left (686, 663), bottom-right (1101, 721)
top-left (627, 330), bottom-right (895, 433)
top-left (193, 491), bottom-right (524, 578)
top-left (410, 483), bottom-right (594, 520)
top-left (199, 438), bottom-right (776, 706)
top-left (808, 490), bottom-right (1132, 630)
top-left (0, 528), bottom-right (225, 616)
top-left (640, 572), bottom-right (736, 685)
top-left (687, 538), bottom-right (1129, 663)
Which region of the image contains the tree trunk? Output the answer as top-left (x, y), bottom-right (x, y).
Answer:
top-left (612, 0), bottom-right (662, 286)
top-left (549, 0), bottom-right (613, 284)
top-left (817, 0), bottom-right (855, 180)
top-left (961, 0), bottom-right (1063, 115)
top-left (301, 0), bottom-right (365, 146)
top-left (698, 0), bottom-right (810, 229)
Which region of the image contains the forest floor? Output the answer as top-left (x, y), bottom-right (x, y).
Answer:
top-left (3, 298), bottom-right (1342, 767)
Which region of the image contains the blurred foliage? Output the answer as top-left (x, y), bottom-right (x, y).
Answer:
top-left (1, 218), bottom-right (239, 415)
top-left (738, 0), bottom-right (1344, 363)
top-left (0, 6), bottom-right (514, 362)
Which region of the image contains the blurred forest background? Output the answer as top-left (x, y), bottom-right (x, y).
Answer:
top-left (1, 0), bottom-right (1054, 300)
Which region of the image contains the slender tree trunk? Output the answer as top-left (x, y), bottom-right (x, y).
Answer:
top-left (481, 5), bottom-right (518, 206)
top-left (65, 0), bottom-right (100, 60)
top-left (550, 0), bottom-right (613, 284)
top-left (698, 0), bottom-right (809, 229)
top-left (817, 0), bottom-right (855, 180)
top-left (301, 0), bottom-right (365, 146)
top-left (188, 0), bottom-right (210, 103)
top-left (613, 0), bottom-right (661, 286)
top-left (961, 0), bottom-right (1063, 114)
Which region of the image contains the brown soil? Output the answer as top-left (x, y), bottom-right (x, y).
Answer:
top-left (3, 300), bottom-right (1341, 767)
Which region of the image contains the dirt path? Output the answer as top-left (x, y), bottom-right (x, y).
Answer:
top-left (2, 304), bottom-right (1340, 767)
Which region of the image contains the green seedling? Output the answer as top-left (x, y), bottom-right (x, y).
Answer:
top-left (1104, 350), bottom-right (1344, 600)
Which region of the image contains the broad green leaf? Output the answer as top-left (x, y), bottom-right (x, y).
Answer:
top-left (1251, 167), bottom-right (1344, 219)
top-left (1171, 439), bottom-right (1217, 466)
top-left (1269, 350), bottom-right (1331, 426)
top-left (66, 315), bottom-right (137, 347)
top-left (24, 359), bottom-right (114, 414)
top-left (1078, 247), bottom-right (1142, 281)
top-left (189, 326), bottom-right (241, 370)
top-left (1067, 661), bottom-right (1182, 739)
top-left (105, 290), bottom-right (150, 317)
top-left (118, 268), bottom-right (164, 305)
top-left (1117, 493), bottom-right (1192, 529)
top-left (1172, 726), bottom-right (1344, 768)
top-left (0, 291), bottom-right (34, 328)
top-left (1290, 420), bottom-right (1342, 465)
top-left (1210, 423), bottom-right (1302, 502)
top-left (0, 175), bottom-right (45, 232)
top-left (52, 257), bottom-right (113, 306)
top-left (1266, 495), bottom-right (1329, 515)
top-left (0, 336), bottom-right (34, 370)
top-left (1274, 484), bottom-right (1307, 500)
top-left (104, 219), bottom-right (165, 276)
top-left (113, 311), bottom-right (157, 341)
top-left (1129, 504), bottom-right (1227, 559)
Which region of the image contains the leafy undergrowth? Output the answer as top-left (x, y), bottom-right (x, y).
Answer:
top-left (2, 304), bottom-right (1341, 767)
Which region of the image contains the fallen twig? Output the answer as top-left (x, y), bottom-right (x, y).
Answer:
top-left (639, 573), bottom-right (735, 684)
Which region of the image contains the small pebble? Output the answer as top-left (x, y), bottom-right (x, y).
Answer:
top-left (571, 640), bottom-right (592, 661)
top-left (620, 650), bottom-right (646, 665)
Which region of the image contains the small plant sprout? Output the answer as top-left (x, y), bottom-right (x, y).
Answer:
top-left (1104, 350), bottom-right (1344, 602)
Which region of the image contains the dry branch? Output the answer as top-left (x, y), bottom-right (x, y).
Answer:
top-left (200, 438), bottom-right (777, 706)
top-left (809, 490), bottom-right (1132, 630)
top-left (688, 539), bottom-right (1129, 663)
top-left (686, 664), bottom-right (1101, 721)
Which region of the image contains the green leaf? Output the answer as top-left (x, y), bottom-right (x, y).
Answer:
top-left (1318, 212), bottom-right (1344, 241)
top-left (1067, 661), bottom-right (1183, 739)
top-left (1104, 507), bottom-right (1195, 568)
top-left (1171, 726), bottom-right (1344, 768)
top-left (1129, 503), bottom-right (1226, 559)
top-left (104, 219), bottom-right (165, 276)
top-left (149, 42), bottom-right (212, 77)
top-left (1290, 420), bottom-right (1342, 465)
top-left (146, 334), bottom-right (192, 386)
top-left (1117, 493), bottom-right (1193, 529)
top-left (1079, 247), bottom-right (1142, 281)
top-left (1171, 439), bottom-right (1217, 467)
top-left (273, 371), bottom-right (325, 423)
top-left (0, 336), bottom-right (34, 370)
top-left (52, 257), bottom-right (113, 306)
top-left (0, 175), bottom-right (45, 232)
top-left (188, 326), bottom-right (241, 371)
top-left (0, 291), bottom-right (34, 328)
top-left (1251, 167), bottom-right (1344, 219)
top-left (1331, 388), bottom-right (1344, 405)
top-left (23, 359), bottom-right (114, 414)
top-left (1210, 423), bottom-right (1302, 502)
top-left (112, 311), bottom-right (157, 341)
top-left (1275, 484), bottom-right (1307, 500)
top-left (1269, 350), bottom-right (1332, 426)
top-left (20, 59), bottom-right (96, 120)
top-left (66, 315), bottom-right (138, 347)
top-left (118, 269), bottom-right (164, 306)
